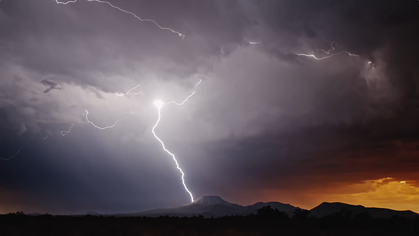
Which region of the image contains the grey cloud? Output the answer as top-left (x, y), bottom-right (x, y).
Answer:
top-left (40, 79), bottom-right (61, 93)
top-left (0, 0), bottom-right (418, 214)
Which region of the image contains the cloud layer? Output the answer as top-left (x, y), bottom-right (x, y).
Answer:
top-left (1, 0), bottom-right (418, 214)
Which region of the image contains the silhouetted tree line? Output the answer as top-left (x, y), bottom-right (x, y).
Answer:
top-left (1, 207), bottom-right (418, 236)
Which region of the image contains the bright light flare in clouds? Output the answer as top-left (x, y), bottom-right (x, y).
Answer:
top-left (153, 100), bottom-right (164, 109)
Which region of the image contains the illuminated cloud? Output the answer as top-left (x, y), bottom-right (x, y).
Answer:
top-left (0, 0), bottom-right (418, 214)
top-left (330, 178), bottom-right (419, 213)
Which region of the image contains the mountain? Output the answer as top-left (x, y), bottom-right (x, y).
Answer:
top-left (367, 207), bottom-right (418, 219)
top-left (133, 196), bottom-right (247, 218)
top-left (246, 202), bottom-right (296, 216)
top-left (119, 197), bottom-right (418, 219)
top-left (310, 202), bottom-right (419, 219)
top-left (310, 202), bottom-right (366, 218)
top-left (121, 196), bottom-right (297, 218)
top-left (190, 195), bottom-right (237, 207)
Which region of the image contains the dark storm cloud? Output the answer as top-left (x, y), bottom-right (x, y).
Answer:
top-left (0, 0), bottom-right (252, 92)
top-left (40, 79), bottom-right (61, 93)
top-left (1, 0), bottom-right (419, 214)
top-left (185, 0), bottom-right (419, 203)
top-left (249, 0), bottom-right (419, 97)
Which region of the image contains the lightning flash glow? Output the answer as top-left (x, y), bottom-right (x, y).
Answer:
top-left (153, 100), bottom-right (164, 109)
top-left (55, 0), bottom-right (185, 39)
top-left (296, 41), bottom-right (359, 60)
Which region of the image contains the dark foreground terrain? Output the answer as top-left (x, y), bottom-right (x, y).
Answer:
top-left (1, 208), bottom-right (419, 236)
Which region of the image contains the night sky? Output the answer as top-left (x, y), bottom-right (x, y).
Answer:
top-left (1, 0), bottom-right (419, 215)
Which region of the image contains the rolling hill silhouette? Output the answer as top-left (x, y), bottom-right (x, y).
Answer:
top-left (310, 202), bottom-right (418, 219)
top-left (118, 196), bottom-right (418, 219)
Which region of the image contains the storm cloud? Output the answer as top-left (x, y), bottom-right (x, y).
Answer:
top-left (1, 0), bottom-right (419, 214)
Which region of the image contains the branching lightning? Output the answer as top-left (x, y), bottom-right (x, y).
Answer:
top-left (2, 110), bottom-right (128, 161)
top-left (115, 84), bottom-right (144, 97)
top-left (2, 120), bottom-right (78, 161)
top-left (165, 92), bottom-right (196, 106)
top-left (296, 41), bottom-right (359, 60)
top-left (165, 79), bottom-right (202, 106)
top-left (0, 137), bottom-right (33, 161)
top-left (43, 122), bottom-right (75, 139)
top-left (60, 122), bottom-right (75, 136)
top-left (83, 109), bottom-right (129, 130)
top-left (54, 0), bottom-right (185, 39)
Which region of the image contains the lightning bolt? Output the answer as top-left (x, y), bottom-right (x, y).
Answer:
top-left (43, 122), bottom-right (75, 139)
top-left (2, 109), bottom-right (127, 160)
top-left (83, 109), bottom-right (129, 130)
top-left (150, 80), bottom-right (202, 202)
top-left (60, 122), bottom-right (76, 136)
top-left (166, 79), bottom-right (202, 106)
top-left (0, 137), bottom-right (33, 161)
top-left (55, 0), bottom-right (185, 39)
top-left (152, 100), bottom-right (194, 202)
top-left (165, 92), bottom-right (196, 106)
top-left (2, 121), bottom-right (77, 161)
top-left (296, 41), bottom-right (359, 60)
top-left (165, 79), bottom-right (201, 106)
top-left (115, 84), bottom-right (144, 97)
